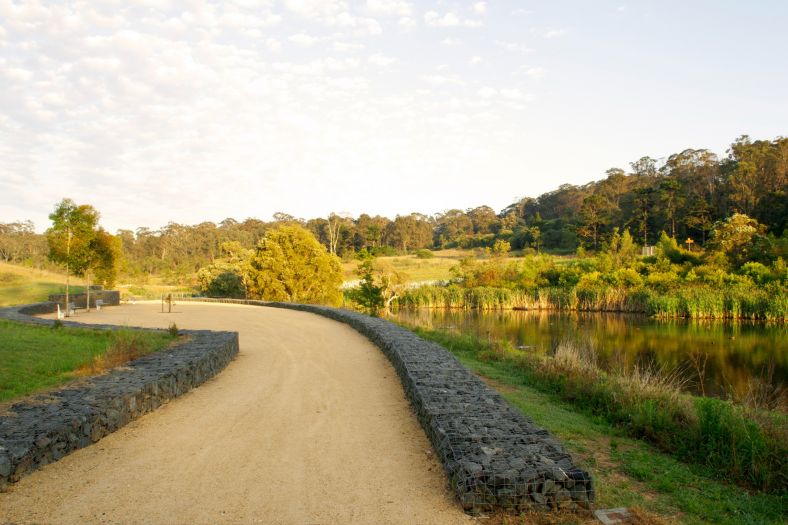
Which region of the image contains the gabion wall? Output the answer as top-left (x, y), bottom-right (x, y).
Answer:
top-left (189, 298), bottom-right (595, 513)
top-left (0, 303), bottom-right (239, 487)
top-left (48, 290), bottom-right (121, 309)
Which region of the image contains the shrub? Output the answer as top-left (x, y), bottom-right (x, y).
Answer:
top-left (414, 249), bottom-right (435, 259)
top-left (739, 262), bottom-right (774, 285)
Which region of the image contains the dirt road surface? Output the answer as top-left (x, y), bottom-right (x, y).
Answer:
top-left (0, 302), bottom-right (471, 524)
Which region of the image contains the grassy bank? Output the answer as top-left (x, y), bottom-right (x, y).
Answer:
top-left (398, 283), bottom-right (787, 320)
top-left (411, 327), bottom-right (787, 496)
top-left (458, 354), bottom-right (787, 524)
top-left (0, 261), bottom-right (85, 307)
top-left (0, 319), bottom-right (176, 402)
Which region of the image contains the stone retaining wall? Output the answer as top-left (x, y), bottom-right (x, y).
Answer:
top-left (0, 303), bottom-right (239, 488)
top-left (48, 290), bottom-right (121, 309)
top-left (185, 298), bottom-right (594, 513)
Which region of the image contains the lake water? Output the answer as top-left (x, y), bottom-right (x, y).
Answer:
top-left (390, 309), bottom-right (788, 403)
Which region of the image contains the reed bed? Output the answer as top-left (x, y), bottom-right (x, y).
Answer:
top-left (398, 284), bottom-right (786, 321)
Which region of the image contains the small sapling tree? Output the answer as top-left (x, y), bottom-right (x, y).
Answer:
top-left (350, 250), bottom-right (385, 315)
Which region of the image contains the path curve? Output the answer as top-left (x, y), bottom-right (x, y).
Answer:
top-left (0, 302), bottom-right (470, 524)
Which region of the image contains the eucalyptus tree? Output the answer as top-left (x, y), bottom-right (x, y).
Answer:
top-left (46, 199), bottom-right (99, 313)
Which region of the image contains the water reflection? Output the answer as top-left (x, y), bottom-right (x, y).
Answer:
top-left (390, 309), bottom-right (788, 402)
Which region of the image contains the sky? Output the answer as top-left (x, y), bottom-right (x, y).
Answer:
top-left (1, 1), bottom-right (787, 233)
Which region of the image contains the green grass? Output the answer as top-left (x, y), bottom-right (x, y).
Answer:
top-left (341, 249), bottom-right (535, 284)
top-left (0, 261), bottom-right (86, 307)
top-left (430, 335), bottom-right (787, 524)
top-left (0, 319), bottom-right (175, 402)
top-left (343, 252), bottom-right (462, 282)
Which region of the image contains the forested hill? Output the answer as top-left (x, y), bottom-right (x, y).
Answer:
top-left (501, 135), bottom-right (787, 252)
top-left (1, 134), bottom-right (786, 280)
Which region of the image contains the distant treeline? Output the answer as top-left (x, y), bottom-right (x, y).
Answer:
top-left (1, 134), bottom-right (785, 282)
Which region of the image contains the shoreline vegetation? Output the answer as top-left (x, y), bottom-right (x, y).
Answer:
top-left (426, 329), bottom-right (788, 525)
top-left (409, 326), bottom-right (787, 498)
top-left (397, 282), bottom-right (786, 320)
top-left (394, 230), bottom-right (787, 321)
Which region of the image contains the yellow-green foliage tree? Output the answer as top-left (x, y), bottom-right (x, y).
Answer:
top-left (46, 199), bottom-right (120, 310)
top-left (247, 225), bottom-right (343, 305)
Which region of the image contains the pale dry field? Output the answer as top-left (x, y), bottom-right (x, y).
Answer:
top-left (0, 302), bottom-right (470, 525)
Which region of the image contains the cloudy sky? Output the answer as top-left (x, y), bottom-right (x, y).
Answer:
top-left (1, 1), bottom-right (787, 232)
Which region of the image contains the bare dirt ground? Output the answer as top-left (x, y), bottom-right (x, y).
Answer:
top-left (0, 302), bottom-right (471, 525)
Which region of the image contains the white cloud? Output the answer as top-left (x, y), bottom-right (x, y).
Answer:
top-left (469, 55), bottom-right (482, 65)
top-left (0, 0), bottom-right (554, 231)
top-left (334, 41), bottom-right (365, 52)
top-left (334, 12), bottom-right (383, 36)
top-left (441, 38), bottom-right (461, 46)
top-left (266, 38), bottom-right (282, 52)
top-left (472, 2), bottom-right (487, 15)
top-left (523, 66), bottom-right (544, 79)
top-left (273, 57), bottom-right (360, 76)
top-left (398, 16), bottom-right (416, 29)
top-left (423, 74), bottom-right (464, 86)
top-left (495, 40), bottom-right (533, 53)
top-left (284, 0), bottom-right (347, 20)
top-left (368, 53), bottom-right (396, 66)
top-left (288, 33), bottom-right (320, 46)
top-left (366, 0), bottom-right (412, 17)
top-left (2, 67), bottom-right (34, 81)
top-left (478, 86), bottom-right (497, 98)
top-left (424, 11), bottom-right (482, 28)
top-left (500, 88), bottom-right (526, 100)
top-left (543, 28), bottom-right (567, 39)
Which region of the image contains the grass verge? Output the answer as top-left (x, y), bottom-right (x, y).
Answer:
top-left (0, 319), bottom-right (176, 402)
top-left (410, 327), bottom-right (787, 524)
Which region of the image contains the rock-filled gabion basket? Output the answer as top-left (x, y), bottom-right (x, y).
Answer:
top-left (0, 303), bottom-right (239, 487)
top-left (189, 298), bottom-right (594, 513)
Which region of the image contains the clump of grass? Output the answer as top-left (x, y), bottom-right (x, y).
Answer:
top-left (76, 329), bottom-right (171, 375)
top-left (412, 326), bottom-right (788, 494)
top-left (168, 322), bottom-right (179, 337)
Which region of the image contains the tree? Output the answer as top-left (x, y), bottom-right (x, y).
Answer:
top-left (632, 187), bottom-right (655, 246)
top-left (492, 239), bottom-right (511, 256)
top-left (386, 214), bottom-right (433, 251)
top-left (326, 212), bottom-right (353, 255)
top-left (630, 156), bottom-right (659, 178)
top-left (89, 228), bottom-right (121, 289)
top-left (467, 205), bottom-right (499, 234)
top-left (246, 225), bottom-right (343, 305)
top-left (196, 242), bottom-right (252, 298)
top-left (349, 250), bottom-right (385, 314)
top-left (578, 194), bottom-right (613, 249)
top-left (46, 199), bottom-right (100, 313)
top-left (529, 226), bottom-right (542, 253)
top-left (658, 179), bottom-right (683, 238)
top-left (0, 221), bottom-right (37, 263)
top-left (707, 213), bottom-right (769, 267)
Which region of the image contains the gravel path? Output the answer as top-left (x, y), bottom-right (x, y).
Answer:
top-left (0, 302), bottom-right (471, 524)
